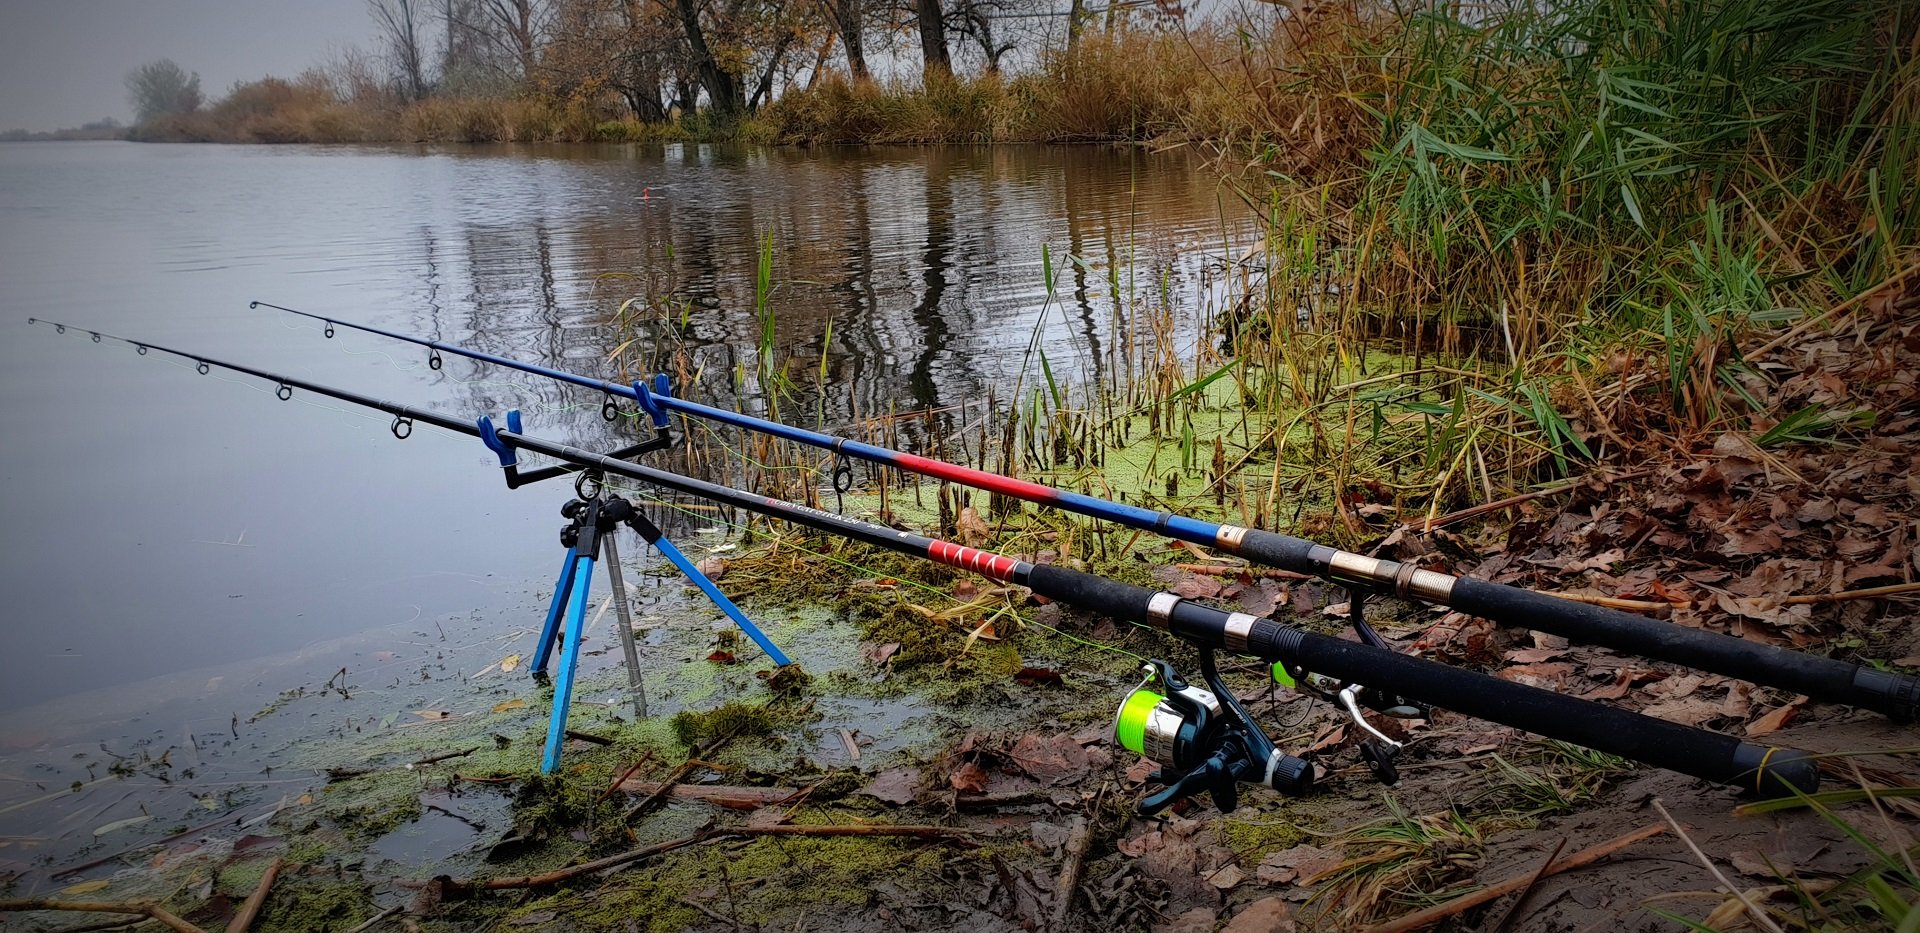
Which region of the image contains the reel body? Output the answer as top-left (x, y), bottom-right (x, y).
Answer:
top-left (1114, 654), bottom-right (1312, 815)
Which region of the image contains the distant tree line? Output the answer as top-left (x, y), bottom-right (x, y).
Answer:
top-left (0, 118), bottom-right (125, 142)
top-left (358, 0), bottom-right (1114, 122)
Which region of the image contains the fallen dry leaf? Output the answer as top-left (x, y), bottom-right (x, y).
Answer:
top-left (860, 642), bottom-right (901, 666)
top-left (1013, 667), bottom-right (1063, 687)
top-left (491, 698), bottom-right (529, 714)
top-left (413, 709), bottom-right (452, 721)
top-left (1256, 844), bottom-right (1344, 885)
top-left (1746, 696), bottom-right (1809, 736)
top-left (1207, 863), bottom-right (1247, 890)
top-left (949, 761), bottom-right (989, 794)
top-left (956, 507), bottom-right (991, 547)
top-left (861, 767), bottom-right (921, 805)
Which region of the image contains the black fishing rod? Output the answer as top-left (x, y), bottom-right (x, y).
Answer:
top-left (33, 317), bottom-right (1825, 800)
top-left (243, 302), bottom-right (1920, 722)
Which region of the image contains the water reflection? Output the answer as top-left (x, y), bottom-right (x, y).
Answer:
top-left (413, 143), bottom-right (1249, 465)
top-left (0, 141), bottom-right (1249, 714)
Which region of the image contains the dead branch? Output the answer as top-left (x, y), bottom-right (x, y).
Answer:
top-left (1360, 823), bottom-right (1666, 933)
top-left (224, 856), bottom-right (283, 933)
top-left (436, 829), bottom-right (715, 893)
top-left (0, 901), bottom-right (205, 933)
top-left (341, 904), bottom-right (402, 933)
top-left (1488, 838), bottom-right (1565, 933)
top-left (622, 733), bottom-right (735, 823)
top-left (1050, 816), bottom-right (1093, 931)
top-left (614, 781), bottom-right (802, 810)
top-left (725, 824), bottom-right (973, 840)
top-left (411, 747), bottom-right (479, 767)
top-left (599, 752), bottom-right (655, 801)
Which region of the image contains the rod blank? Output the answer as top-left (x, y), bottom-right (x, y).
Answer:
top-left (240, 303), bottom-right (1920, 721)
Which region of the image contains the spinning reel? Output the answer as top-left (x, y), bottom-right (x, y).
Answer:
top-left (1113, 648), bottom-right (1313, 816)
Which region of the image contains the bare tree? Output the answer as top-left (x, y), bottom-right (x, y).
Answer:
top-left (676, 0), bottom-right (743, 117)
top-left (913, 0), bottom-right (952, 78)
top-left (819, 0), bottom-right (869, 79)
top-left (125, 59), bottom-right (202, 123)
top-left (475, 0), bottom-right (546, 81)
top-left (369, 0), bottom-right (430, 100)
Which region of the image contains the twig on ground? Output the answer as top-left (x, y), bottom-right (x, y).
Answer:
top-left (341, 904), bottom-right (402, 933)
top-left (410, 747), bottom-right (479, 768)
top-left (224, 856), bottom-right (283, 933)
top-left (46, 917), bottom-right (155, 933)
top-left (451, 773), bottom-right (515, 785)
top-left (678, 896), bottom-right (734, 926)
top-left (1488, 838), bottom-right (1565, 933)
top-left (951, 791), bottom-right (1052, 810)
top-left (599, 752), bottom-right (655, 801)
top-left (622, 733), bottom-right (736, 823)
top-left (436, 828), bottom-right (715, 893)
top-left (0, 901), bottom-right (205, 933)
top-left (563, 730), bottom-right (612, 746)
top-left (613, 782), bottom-right (802, 810)
top-left (1650, 799), bottom-right (1785, 933)
top-left (1050, 816), bottom-right (1093, 931)
top-left (1360, 823), bottom-right (1665, 933)
top-left (725, 824), bottom-right (972, 840)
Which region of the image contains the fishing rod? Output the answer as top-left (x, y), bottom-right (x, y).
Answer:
top-left (246, 301), bottom-right (1920, 723)
top-left (35, 318), bottom-right (1824, 803)
top-left (25, 317), bottom-right (787, 775)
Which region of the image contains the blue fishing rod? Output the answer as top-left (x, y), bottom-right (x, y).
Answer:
top-left (246, 301), bottom-right (1920, 722)
top-left (25, 318), bottom-right (788, 774)
top-left (33, 317), bottom-right (1826, 804)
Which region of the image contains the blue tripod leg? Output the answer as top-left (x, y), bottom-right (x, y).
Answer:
top-left (541, 553), bottom-right (596, 774)
top-left (530, 546), bottom-right (579, 675)
top-left (633, 516), bottom-right (791, 667)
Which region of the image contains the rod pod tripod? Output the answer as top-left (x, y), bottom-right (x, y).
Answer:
top-left (529, 479), bottom-right (793, 774)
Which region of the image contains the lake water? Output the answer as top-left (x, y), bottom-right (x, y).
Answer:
top-left (0, 141), bottom-right (1253, 871)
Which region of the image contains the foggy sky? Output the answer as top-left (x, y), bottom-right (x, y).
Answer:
top-left (0, 1), bottom-right (376, 131)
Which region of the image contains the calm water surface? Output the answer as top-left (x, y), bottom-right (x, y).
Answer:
top-left (0, 141), bottom-right (1251, 871)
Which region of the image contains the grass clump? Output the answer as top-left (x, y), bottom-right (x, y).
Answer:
top-left (669, 701), bottom-right (776, 747)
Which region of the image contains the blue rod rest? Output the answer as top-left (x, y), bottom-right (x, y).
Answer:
top-left (531, 545), bottom-right (579, 674)
top-left (653, 534), bottom-right (791, 667)
top-left (477, 409), bottom-right (524, 467)
top-left (541, 553), bottom-right (595, 774)
top-left (631, 380), bottom-right (668, 430)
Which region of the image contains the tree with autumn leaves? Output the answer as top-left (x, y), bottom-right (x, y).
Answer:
top-left (366, 0), bottom-right (1073, 124)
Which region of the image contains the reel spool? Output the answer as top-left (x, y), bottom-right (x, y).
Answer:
top-left (1114, 673), bottom-right (1224, 773)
